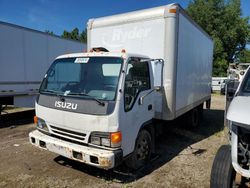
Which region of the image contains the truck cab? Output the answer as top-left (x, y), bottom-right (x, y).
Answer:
top-left (211, 67), bottom-right (250, 187)
top-left (227, 67), bottom-right (250, 179)
top-left (29, 50), bottom-right (161, 169)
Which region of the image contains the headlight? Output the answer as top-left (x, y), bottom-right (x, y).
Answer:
top-left (35, 117), bottom-right (49, 132)
top-left (90, 136), bottom-right (101, 145)
top-left (90, 131), bottom-right (122, 148)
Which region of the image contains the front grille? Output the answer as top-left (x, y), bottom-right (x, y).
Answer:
top-left (237, 126), bottom-right (250, 170)
top-left (50, 125), bottom-right (87, 143)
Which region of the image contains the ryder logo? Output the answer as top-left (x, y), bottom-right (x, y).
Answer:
top-left (55, 101), bottom-right (77, 110)
top-left (101, 27), bottom-right (152, 48)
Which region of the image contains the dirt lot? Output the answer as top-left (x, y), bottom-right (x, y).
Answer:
top-left (0, 94), bottom-right (228, 188)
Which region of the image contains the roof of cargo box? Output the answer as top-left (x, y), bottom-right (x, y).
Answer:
top-left (87, 3), bottom-right (212, 40)
top-left (88, 3), bottom-right (179, 29)
top-left (0, 21), bottom-right (85, 44)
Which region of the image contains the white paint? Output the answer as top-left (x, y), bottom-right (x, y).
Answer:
top-left (175, 13), bottom-right (213, 112)
top-left (0, 22), bottom-right (85, 107)
top-left (227, 96), bottom-right (250, 125)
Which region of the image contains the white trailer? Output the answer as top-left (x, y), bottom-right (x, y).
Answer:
top-left (0, 21), bottom-right (85, 111)
top-left (29, 4), bottom-right (213, 170)
top-left (212, 77), bottom-right (227, 92)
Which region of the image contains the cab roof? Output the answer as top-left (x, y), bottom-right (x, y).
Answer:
top-left (56, 52), bottom-right (150, 60)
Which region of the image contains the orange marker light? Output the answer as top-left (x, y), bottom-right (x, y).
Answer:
top-left (111, 132), bottom-right (122, 143)
top-left (169, 8), bottom-right (177, 13)
top-left (34, 116), bottom-right (38, 124)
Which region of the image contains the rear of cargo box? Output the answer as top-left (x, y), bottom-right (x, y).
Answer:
top-left (88, 4), bottom-right (213, 121)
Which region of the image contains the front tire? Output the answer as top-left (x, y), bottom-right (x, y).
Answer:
top-left (210, 145), bottom-right (235, 188)
top-left (125, 129), bottom-right (152, 170)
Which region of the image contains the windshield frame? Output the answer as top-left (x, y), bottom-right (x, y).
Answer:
top-left (39, 56), bottom-right (124, 102)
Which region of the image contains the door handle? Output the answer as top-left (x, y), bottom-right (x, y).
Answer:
top-left (148, 104), bottom-right (152, 111)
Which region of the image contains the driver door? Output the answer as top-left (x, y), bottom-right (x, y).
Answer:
top-left (119, 58), bottom-right (155, 156)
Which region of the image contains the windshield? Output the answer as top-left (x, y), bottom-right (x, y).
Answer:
top-left (40, 57), bottom-right (123, 101)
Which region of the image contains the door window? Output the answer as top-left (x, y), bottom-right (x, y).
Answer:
top-left (124, 59), bottom-right (150, 111)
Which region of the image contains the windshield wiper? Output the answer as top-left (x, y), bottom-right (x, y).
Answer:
top-left (40, 89), bottom-right (63, 96)
top-left (40, 89), bottom-right (57, 94)
top-left (67, 92), bottom-right (105, 106)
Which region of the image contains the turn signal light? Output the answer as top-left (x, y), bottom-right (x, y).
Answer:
top-left (169, 8), bottom-right (177, 13)
top-left (34, 116), bottom-right (38, 124)
top-left (111, 132), bottom-right (122, 143)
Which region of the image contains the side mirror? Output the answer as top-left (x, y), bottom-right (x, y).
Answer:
top-left (225, 79), bottom-right (240, 118)
top-left (226, 80), bottom-right (239, 100)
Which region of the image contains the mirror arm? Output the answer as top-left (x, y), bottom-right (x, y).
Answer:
top-left (139, 87), bottom-right (161, 105)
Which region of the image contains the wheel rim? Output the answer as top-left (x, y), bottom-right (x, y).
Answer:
top-left (135, 136), bottom-right (150, 161)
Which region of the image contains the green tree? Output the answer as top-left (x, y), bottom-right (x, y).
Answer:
top-left (239, 49), bottom-right (250, 63)
top-left (80, 29), bottom-right (87, 43)
top-left (70, 28), bottom-right (80, 41)
top-left (61, 28), bottom-right (86, 43)
top-left (187, 0), bottom-right (250, 76)
top-left (45, 30), bottom-right (55, 36)
top-left (62, 30), bottom-right (71, 39)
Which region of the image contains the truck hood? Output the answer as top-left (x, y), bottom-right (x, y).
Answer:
top-left (227, 96), bottom-right (250, 125)
top-left (36, 102), bottom-right (118, 132)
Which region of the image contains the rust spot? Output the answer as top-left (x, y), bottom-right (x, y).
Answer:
top-left (66, 147), bottom-right (72, 153)
top-left (99, 157), bottom-right (112, 168)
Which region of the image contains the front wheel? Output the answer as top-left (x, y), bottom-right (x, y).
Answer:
top-left (210, 145), bottom-right (236, 188)
top-left (125, 129), bottom-right (152, 170)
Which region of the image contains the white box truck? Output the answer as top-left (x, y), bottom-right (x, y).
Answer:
top-left (0, 21), bottom-right (85, 113)
top-left (29, 3), bottom-right (213, 170)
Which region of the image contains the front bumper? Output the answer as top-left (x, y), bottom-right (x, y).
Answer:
top-left (29, 130), bottom-right (122, 169)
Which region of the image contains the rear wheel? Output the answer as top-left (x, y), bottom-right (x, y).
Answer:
top-left (198, 103), bottom-right (204, 121)
top-left (187, 107), bottom-right (199, 128)
top-left (125, 129), bottom-right (152, 170)
top-left (210, 145), bottom-right (236, 188)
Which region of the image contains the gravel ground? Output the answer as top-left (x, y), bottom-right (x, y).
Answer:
top-left (0, 94), bottom-right (227, 188)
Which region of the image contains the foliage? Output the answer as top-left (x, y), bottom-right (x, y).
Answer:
top-left (80, 29), bottom-right (87, 43)
top-left (45, 30), bottom-right (55, 36)
top-left (61, 28), bottom-right (87, 43)
top-left (187, 0), bottom-right (250, 76)
top-left (239, 49), bottom-right (250, 63)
